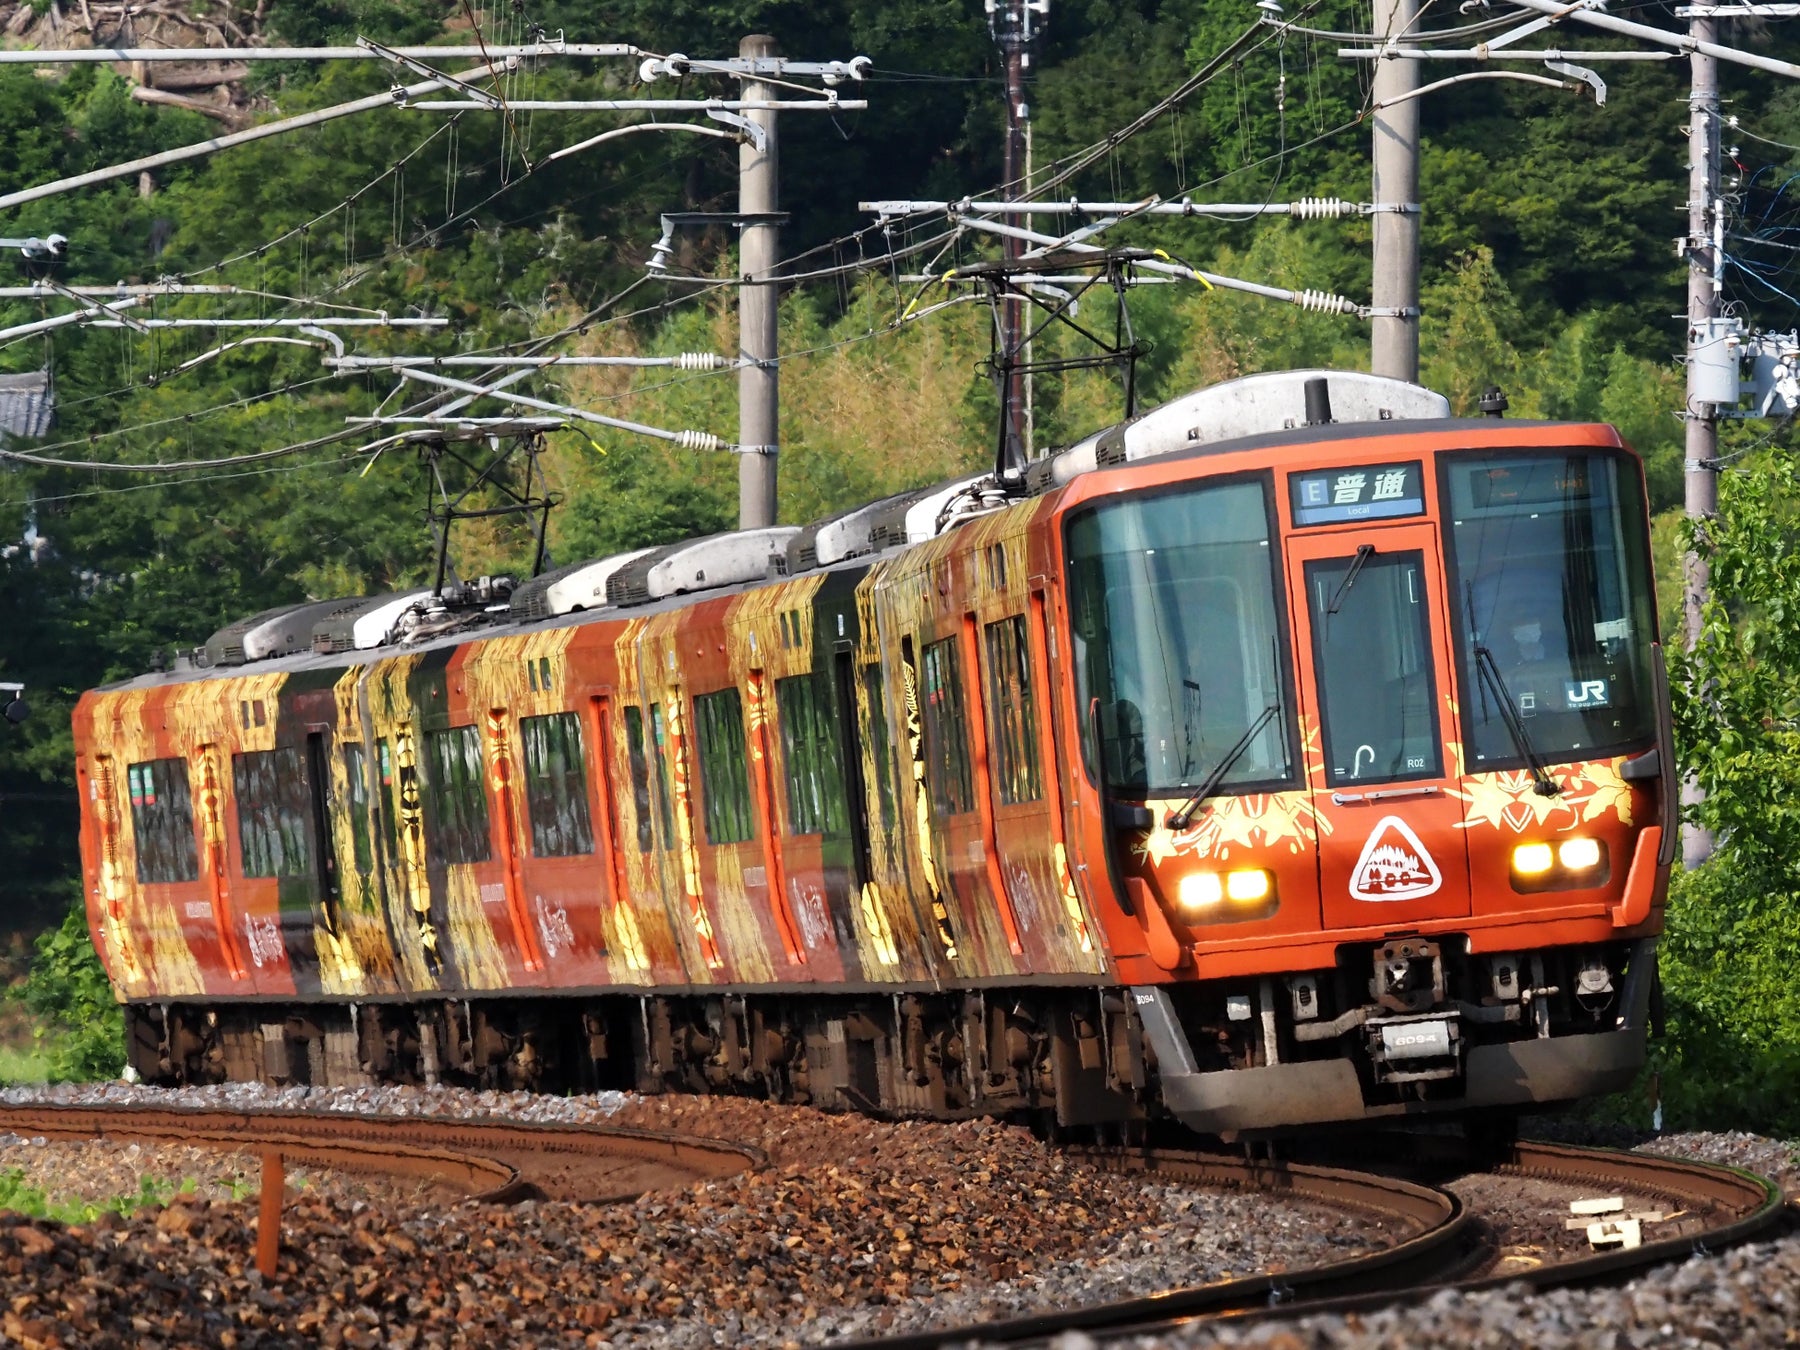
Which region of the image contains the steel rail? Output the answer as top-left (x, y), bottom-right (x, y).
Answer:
top-left (836, 1147), bottom-right (1475, 1350)
top-left (0, 1103), bottom-right (763, 1203)
top-left (839, 1137), bottom-right (1788, 1349)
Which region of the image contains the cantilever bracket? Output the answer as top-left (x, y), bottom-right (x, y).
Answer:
top-left (358, 37), bottom-right (508, 109)
top-left (1546, 59), bottom-right (1607, 104)
top-left (705, 108), bottom-right (767, 152)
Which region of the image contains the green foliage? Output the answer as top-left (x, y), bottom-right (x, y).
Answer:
top-left (0, 1169), bottom-right (193, 1224)
top-left (1636, 451), bottom-right (1800, 1136)
top-left (1649, 861), bottom-right (1800, 1136)
top-left (19, 902), bottom-right (124, 1083)
top-left (1673, 454), bottom-right (1800, 881)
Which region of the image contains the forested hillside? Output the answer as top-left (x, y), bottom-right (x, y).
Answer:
top-left (0, 0), bottom-right (1795, 1124)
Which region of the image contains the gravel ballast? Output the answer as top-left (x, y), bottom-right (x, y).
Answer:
top-left (0, 1083), bottom-right (1391, 1348)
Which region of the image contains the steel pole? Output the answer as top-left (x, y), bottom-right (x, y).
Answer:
top-left (1370, 0), bottom-right (1422, 382)
top-left (737, 34), bottom-right (781, 530)
top-left (1682, 16), bottom-right (1720, 867)
top-left (999, 3), bottom-right (1029, 477)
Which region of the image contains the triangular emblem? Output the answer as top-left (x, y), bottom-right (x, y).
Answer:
top-left (1349, 815), bottom-right (1442, 901)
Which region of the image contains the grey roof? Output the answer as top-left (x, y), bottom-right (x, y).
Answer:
top-left (0, 370), bottom-right (53, 440)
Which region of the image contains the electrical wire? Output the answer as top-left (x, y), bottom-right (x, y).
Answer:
top-left (0, 374), bottom-right (340, 470)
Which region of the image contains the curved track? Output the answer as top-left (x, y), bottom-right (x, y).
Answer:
top-left (0, 1103), bottom-right (763, 1203)
top-left (842, 1137), bottom-right (1789, 1349)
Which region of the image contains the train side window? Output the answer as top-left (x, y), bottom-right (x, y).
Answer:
top-left (692, 689), bottom-right (756, 844)
top-left (648, 703), bottom-right (677, 847)
top-left (125, 757), bottom-right (200, 884)
top-left (521, 711), bottom-right (596, 856)
top-left (342, 744), bottom-right (375, 874)
top-left (232, 747), bottom-right (312, 878)
top-left (920, 636), bottom-right (975, 815)
top-left (376, 739), bottom-right (400, 862)
top-left (862, 665), bottom-right (898, 833)
top-left (623, 707), bottom-right (656, 853)
top-left (776, 673), bottom-right (847, 836)
top-left (422, 726), bottom-right (492, 864)
top-left (983, 615), bottom-right (1044, 805)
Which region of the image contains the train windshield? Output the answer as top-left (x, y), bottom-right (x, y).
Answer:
top-left (1439, 451), bottom-right (1658, 770)
top-left (1066, 477), bottom-right (1292, 796)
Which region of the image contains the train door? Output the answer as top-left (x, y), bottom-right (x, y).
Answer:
top-left (496, 703), bottom-right (608, 986)
top-left (1284, 524), bottom-right (1473, 928)
top-left (304, 730), bottom-right (344, 940)
top-left (832, 649), bottom-right (876, 898)
top-left (588, 693), bottom-right (658, 976)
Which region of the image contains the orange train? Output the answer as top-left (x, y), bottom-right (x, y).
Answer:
top-left (71, 369), bottom-right (1671, 1135)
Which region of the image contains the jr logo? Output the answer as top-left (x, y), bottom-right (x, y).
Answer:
top-left (1564, 678), bottom-right (1610, 708)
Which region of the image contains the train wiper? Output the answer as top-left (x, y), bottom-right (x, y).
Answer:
top-left (1165, 702), bottom-right (1281, 830)
top-left (1473, 644), bottom-right (1562, 797)
top-left (1325, 543), bottom-right (1376, 616)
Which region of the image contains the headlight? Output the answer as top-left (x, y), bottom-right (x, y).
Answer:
top-left (1512, 842), bottom-right (1554, 875)
top-left (1226, 869), bottom-right (1272, 903)
top-left (1177, 871), bottom-right (1224, 912)
top-left (1558, 837), bottom-right (1602, 870)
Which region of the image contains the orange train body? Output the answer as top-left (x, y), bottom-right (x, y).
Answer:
top-left (73, 381), bottom-right (1670, 1134)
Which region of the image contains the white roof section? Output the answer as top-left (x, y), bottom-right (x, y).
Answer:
top-left (902, 474), bottom-right (989, 545)
top-left (542, 547), bottom-right (655, 616)
top-left (1043, 370), bottom-right (1451, 487)
top-left (351, 590), bottom-right (431, 650)
top-left (638, 527), bottom-right (800, 601)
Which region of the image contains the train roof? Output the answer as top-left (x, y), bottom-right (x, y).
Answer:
top-left (102, 370), bottom-right (1623, 696)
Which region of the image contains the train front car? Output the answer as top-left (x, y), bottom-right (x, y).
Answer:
top-left (1052, 382), bottom-right (1671, 1134)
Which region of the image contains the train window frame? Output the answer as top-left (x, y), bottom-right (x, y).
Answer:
top-left (1436, 446), bottom-right (1661, 771)
top-left (1303, 549), bottom-right (1445, 786)
top-left (422, 725), bottom-right (492, 865)
top-left (983, 614), bottom-right (1045, 806)
top-left (692, 688), bottom-right (757, 845)
top-left (341, 744), bottom-right (375, 874)
top-left (125, 756), bottom-right (200, 885)
top-left (623, 706), bottom-right (656, 853)
top-left (776, 672), bottom-right (848, 836)
top-left (1061, 468), bottom-right (1299, 798)
top-left (520, 711), bottom-right (596, 857)
top-left (919, 635), bottom-right (976, 815)
top-left (232, 746), bottom-right (313, 879)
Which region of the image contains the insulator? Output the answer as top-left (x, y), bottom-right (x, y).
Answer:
top-left (1296, 289), bottom-right (1358, 315)
top-left (1289, 196), bottom-right (1351, 220)
top-left (674, 352), bottom-right (730, 371)
top-left (675, 429), bottom-right (724, 452)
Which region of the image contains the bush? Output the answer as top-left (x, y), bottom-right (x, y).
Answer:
top-left (1648, 862), bottom-right (1800, 1137)
top-left (20, 900), bottom-right (124, 1083)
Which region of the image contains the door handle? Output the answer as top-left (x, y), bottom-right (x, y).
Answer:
top-left (1331, 785), bottom-right (1442, 805)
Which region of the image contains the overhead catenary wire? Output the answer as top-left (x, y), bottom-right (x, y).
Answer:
top-left (15, 11), bottom-right (1349, 479)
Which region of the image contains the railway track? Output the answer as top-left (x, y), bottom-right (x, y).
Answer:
top-left (843, 1136), bottom-right (1791, 1349)
top-left (0, 1102), bottom-right (763, 1203)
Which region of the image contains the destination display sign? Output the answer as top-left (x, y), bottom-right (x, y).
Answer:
top-left (1289, 461), bottom-right (1426, 527)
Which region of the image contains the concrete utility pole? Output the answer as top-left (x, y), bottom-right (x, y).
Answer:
top-left (989, 0), bottom-right (1047, 473)
top-left (1370, 0), bottom-right (1421, 382)
top-left (737, 34), bottom-right (781, 530)
top-left (1682, 14), bottom-right (1722, 868)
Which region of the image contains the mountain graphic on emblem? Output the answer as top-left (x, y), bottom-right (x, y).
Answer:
top-left (1349, 815), bottom-right (1443, 901)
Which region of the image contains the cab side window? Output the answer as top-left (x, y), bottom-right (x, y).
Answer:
top-left (127, 757), bottom-right (199, 884)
